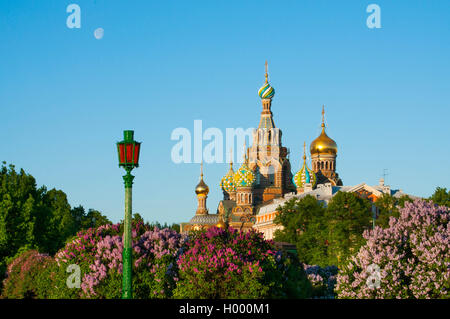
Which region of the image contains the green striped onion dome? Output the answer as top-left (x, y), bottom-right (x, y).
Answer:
top-left (220, 166), bottom-right (236, 193)
top-left (233, 162), bottom-right (256, 187)
top-left (294, 162), bottom-right (317, 189)
top-left (258, 82), bottom-right (275, 99)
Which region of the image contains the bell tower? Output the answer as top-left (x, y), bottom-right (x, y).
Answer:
top-left (248, 62), bottom-right (295, 203)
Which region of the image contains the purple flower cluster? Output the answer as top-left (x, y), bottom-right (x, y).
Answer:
top-left (173, 227), bottom-right (293, 298)
top-left (303, 264), bottom-right (338, 298)
top-left (2, 250), bottom-right (53, 298)
top-left (55, 224), bottom-right (120, 266)
top-left (336, 199), bottom-right (449, 299)
top-left (54, 222), bottom-right (186, 298)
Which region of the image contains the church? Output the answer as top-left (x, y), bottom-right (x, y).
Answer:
top-left (180, 63), bottom-right (414, 237)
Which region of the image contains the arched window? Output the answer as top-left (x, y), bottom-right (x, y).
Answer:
top-left (268, 165), bottom-right (275, 185)
top-left (255, 167), bottom-right (260, 185)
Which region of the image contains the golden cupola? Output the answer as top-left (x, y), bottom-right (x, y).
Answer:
top-left (195, 163), bottom-right (209, 196)
top-left (310, 105), bottom-right (337, 155)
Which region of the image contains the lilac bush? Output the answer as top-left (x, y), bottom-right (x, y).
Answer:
top-left (173, 227), bottom-right (312, 299)
top-left (336, 199), bottom-right (449, 299)
top-left (303, 264), bottom-right (338, 298)
top-left (53, 222), bottom-right (186, 298)
top-left (1, 250), bottom-right (54, 298)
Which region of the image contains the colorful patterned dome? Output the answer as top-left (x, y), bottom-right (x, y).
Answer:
top-left (294, 143), bottom-right (317, 189)
top-left (233, 161), bottom-right (255, 187)
top-left (258, 61), bottom-right (275, 99)
top-left (258, 82), bottom-right (275, 99)
top-left (220, 163), bottom-right (236, 193)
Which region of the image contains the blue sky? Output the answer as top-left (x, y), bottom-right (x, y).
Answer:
top-left (0, 1), bottom-right (449, 224)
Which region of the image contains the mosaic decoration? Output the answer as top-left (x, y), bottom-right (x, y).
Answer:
top-left (233, 162), bottom-right (256, 187)
top-left (220, 167), bottom-right (236, 193)
top-left (294, 161), bottom-right (317, 188)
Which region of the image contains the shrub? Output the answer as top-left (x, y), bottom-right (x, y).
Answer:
top-left (1, 249), bottom-right (54, 298)
top-left (173, 227), bottom-right (312, 299)
top-left (336, 199), bottom-right (450, 299)
top-left (51, 221), bottom-right (186, 298)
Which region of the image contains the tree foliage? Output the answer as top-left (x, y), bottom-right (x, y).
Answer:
top-left (374, 193), bottom-right (413, 228)
top-left (273, 195), bottom-right (327, 266)
top-left (274, 191), bottom-right (373, 267)
top-left (0, 162), bottom-right (111, 288)
top-left (429, 187), bottom-right (450, 207)
top-left (325, 192), bottom-right (373, 266)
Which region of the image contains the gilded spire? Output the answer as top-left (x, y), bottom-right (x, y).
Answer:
top-left (264, 60), bottom-right (268, 84)
top-left (229, 147), bottom-right (233, 170)
top-left (303, 141), bottom-right (307, 161)
top-left (321, 105), bottom-right (325, 129)
top-left (200, 161), bottom-right (203, 179)
top-left (243, 141), bottom-right (248, 163)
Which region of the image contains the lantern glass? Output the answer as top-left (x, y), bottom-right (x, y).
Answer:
top-left (117, 130), bottom-right (141, 168)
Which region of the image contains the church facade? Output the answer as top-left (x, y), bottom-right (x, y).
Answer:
top-left (180, 63), bottom-right (414, 237)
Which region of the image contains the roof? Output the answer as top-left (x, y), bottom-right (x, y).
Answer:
top-left (256, 181), bottom-right (419, 216)
top-left (189, 214), bottom-right (220, 225)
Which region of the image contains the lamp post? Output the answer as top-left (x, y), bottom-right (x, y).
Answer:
top-left (117, 130), bottom-right (141, 299)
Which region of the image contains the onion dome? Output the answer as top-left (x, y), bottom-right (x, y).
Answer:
top-left (258, 61), bottom-right (275, 99)
top-left (294, 142), bottom-right (317, 188)
top-left (220, 162), bottom-right (236, 193)
top-left (233, 148), bottom-right (255, 187)
top-left (310, 106), bottom-right (337, 155)
top-left (233, 162), bottom-right (256, 187)
top-left (195, 163), bottom-right (209, 195)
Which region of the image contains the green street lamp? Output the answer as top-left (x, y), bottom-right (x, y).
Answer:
top-left (117, 130), bottom-right (141, 299)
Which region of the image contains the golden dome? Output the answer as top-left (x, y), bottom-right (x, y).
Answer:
top-left (195, 163), bottom-right (209, 195)
top-left (310, 106), bottom-right (337, 155)
top-left (310, 127), bottom-right (337, 155)
top-left (195, 179), bottom-right (209, 195)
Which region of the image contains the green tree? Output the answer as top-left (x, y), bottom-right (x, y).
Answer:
top-left (273, 195), bottom-right (328, 266)
top-left (81, 209), bottom-right (112, 229)
top-left (0, 162), bottom-right (111, 289)
top-left (324, 191), bottom-right (372, 267)
top-left (375, 193), bottom-right (413, 228)
top-left (429, 187), bottom-right (450, 207)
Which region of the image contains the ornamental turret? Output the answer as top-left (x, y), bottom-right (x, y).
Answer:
top-left (195, 162), bottom-right (209, 215)
top-left (233, 145), bottom-right (255, 212)
top-left (294, 142), bottom-right (317, 193)
top-left (310, 106), bottom-right (342, 186)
